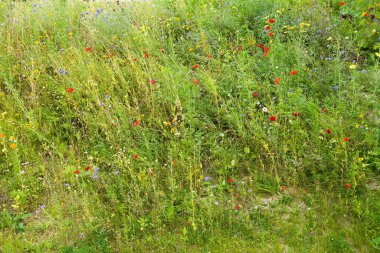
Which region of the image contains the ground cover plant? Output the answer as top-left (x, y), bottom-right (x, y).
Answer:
top-left (0, 0), bottom-right (379, 252)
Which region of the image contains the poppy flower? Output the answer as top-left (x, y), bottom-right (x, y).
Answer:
top-left (144, 53), bottom-right (149, 58)
top-left (257, 43), bottom-right (263, 48)
top-left (325, 129), bottom-right (332, 134)
top-left (345, 183), bottom-right (351, 189)
top-left (274, 77), bottom-right (281, 85)
top-left (292, 112), bottom-right (300, 117)
top-left (289, 70), bottom-right (298, 75)
top-left (85, 166), bottom-right (91, 171)
top-left (268, 31), bottom-right (274, 37)
top-left (133, 154), bottom-right (138, 159)
top-left (343, 137), bottom-right (349, 142)
top-left (75, 169), bottom-right (79, 174)
top-left (269, 115), bottom-right (276, 121)
top-left (85, 47), bottom-right (91, 52)
top-left (268, 19), bottom-right (275, 23)
top-left (263, 46), bottom-right (269, 53)
top-left (340, 1), bottom-right (345, 6)
top-left (193, 79), bottom-right (199, 85)
top-left (252, 91), bottom-right (259, 97)
top-left (207, 54), bottom-right (212, 59)
top-left (134, 120), bottom-right (140, 127)
top-left (109, 52), bottom-right (114, 58)
top-left (281, 185), bottom-right (286, 191)
top-left (363, 12), bottom-right (369, 17)
top-left (67, 87), bottom-right (74, 93)
top-left (193, 64), bottom-right (199, 69)
top-left (265, 25), bottom-right (270, 30)
top-left (228, 178), bottom-right (233, 183)
top-left (149, 79), bottom-right (156, 85)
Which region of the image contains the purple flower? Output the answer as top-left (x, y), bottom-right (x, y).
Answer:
top-left (204, 176), bottom-right (210, 181)
top-left (333, 86), bottom-right (338, 90)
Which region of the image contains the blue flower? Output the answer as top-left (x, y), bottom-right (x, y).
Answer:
top-left (333, 86), bottom-right (338, 90)
top-left (204, 176), bottom-right (210, 181)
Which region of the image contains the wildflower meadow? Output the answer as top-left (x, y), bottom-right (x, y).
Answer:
top-left (0, 0), bottom-right (379, 252)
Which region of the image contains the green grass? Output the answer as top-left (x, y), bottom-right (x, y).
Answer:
top-left (0, 0), bottom-right (379, 252)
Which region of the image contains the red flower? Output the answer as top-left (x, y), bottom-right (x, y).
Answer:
top-left (234, 205), bottom-right (241, 210)
top-left (228, 178), bottom-right (233, 183)
top-left (85, 47), bottom-right (91, 53)
top-left (343, 137), bottom-right (350, 142)
top-left (193, 64), bottom-right (199, 69)
top-left (290, 70), bottom-right (298, 75)
top-left (265, 25), bottom-right (270, 30)
top-left (325, 129), bottom-right (332, 134)
top-left (263, 46), bottom-right (270, 53)
top-left (274, 77), bottom-right (281, 85)
top-left (340, 2), bottom-right (345, 6)
top-left (193, 79), bottom-right (199, 85)
top-left (363, 12), bottom-right (369, 17)
top-left (269, 115), bottom-right (276, 122)
top-left (75, 169), bottom-right (79, 174)
top-left (268, 19), bottom-right (275, 23)
top-left (67, 87), bottom-right (74, 93)
top-left (109, 52), bottom-right (114, 58)
top-left (268, 31), bottom-right (274, 37)
top-left (133, 154), bottom-right (138, 159)
top-left (149, 79), bottom-right (156, 85)
top-left (207, 54), bottom-right (212, 59)
top-left (144, 53), bottom-right (149, 58)
top-left (292, 112), bottom-right (300, 117)
top-left (252, 91), bottom-right (259, 97)
top-left (345, 183), bottom-right (351, 189)
top-left (85, 166), bottom-right (91, 171)
top-left (281, 185), bottom-right (286, 191)
top-left (257, 43), bottom-right (263, 48)
top-left (134, 120), bottom-right (140, 127)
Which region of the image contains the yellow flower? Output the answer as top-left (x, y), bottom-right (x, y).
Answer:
top-left (349, 64), bottom-right (357, 69)
top-left (358, 157), bottom-right (364, 162)
top-left (355, 124), bottom-right (359, 128)
top-left (359, 114), bottom-right (364, 118)
top-left (10, 143), bottom-right (17, 150)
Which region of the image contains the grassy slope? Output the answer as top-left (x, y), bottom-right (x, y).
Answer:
top-left (0, 0), bottom-right (379, 252)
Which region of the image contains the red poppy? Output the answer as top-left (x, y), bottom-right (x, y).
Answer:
top-left (265, 25), bottom-right (270, 30)
top-left (345, 183), bottom-right (351, 189)
top-left (134, 120), bottom-right (140, 127)
top-left (363, 12), bottom-right (369, 17)
top-left (325, 129), bottom-right (332, 134)
top-left (292, 112), bottom-right (300, 117)
top-left (149, 79), bottom-right (156, 85)
top-left (252, 91), bottom-right (259, 97)
top-left (269, 115), bottom-right (276, 122)
top-left (193, 79), bottom-right (199, 85)
top-left (67, 87), bottom-right (74, 93)
top-left (343, 137), bottom-right (349, 142)
top-left (109, 52), bottom-right (114, 58)
top-left (268, 19), bottom-right (275, 23)
top-left (237, 45), bottom-right (243, 51)
top-left (207, 54), bottom-right (212, 59)
top-left (257, 43), bottom-right (263, 48)
top-left (85, 166), bottom-right (91, 171)
top-left (85, 47), bottom-right (91, 52)
top-left (263, 46), bottom-right (270, 53)
top-left (133, 154), bottom-right (138, 159)
top-left (193, 64), bottom-right (199, 69)
top-left (268, 31), bottom-right (274, 37)
top-left (281, 185), bottom-right (286, 191)
top-left (228, 178), bottom-right (233, 183)
top-left (263, 52), bottom-right (269, 57)
top-left (290, 70), bottom-right (298, 75)
top-left (144, 53), bottom-right (149, 58)
top-left (75, 169), bottom-right (79, 174)
top-left (274, 77), bottom-right (281, 85)
top-left (340, 2), bottom-right (345, 6)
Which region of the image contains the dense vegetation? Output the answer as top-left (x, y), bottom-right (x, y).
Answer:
top-left (0, 0), bottom-right (379, 252)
